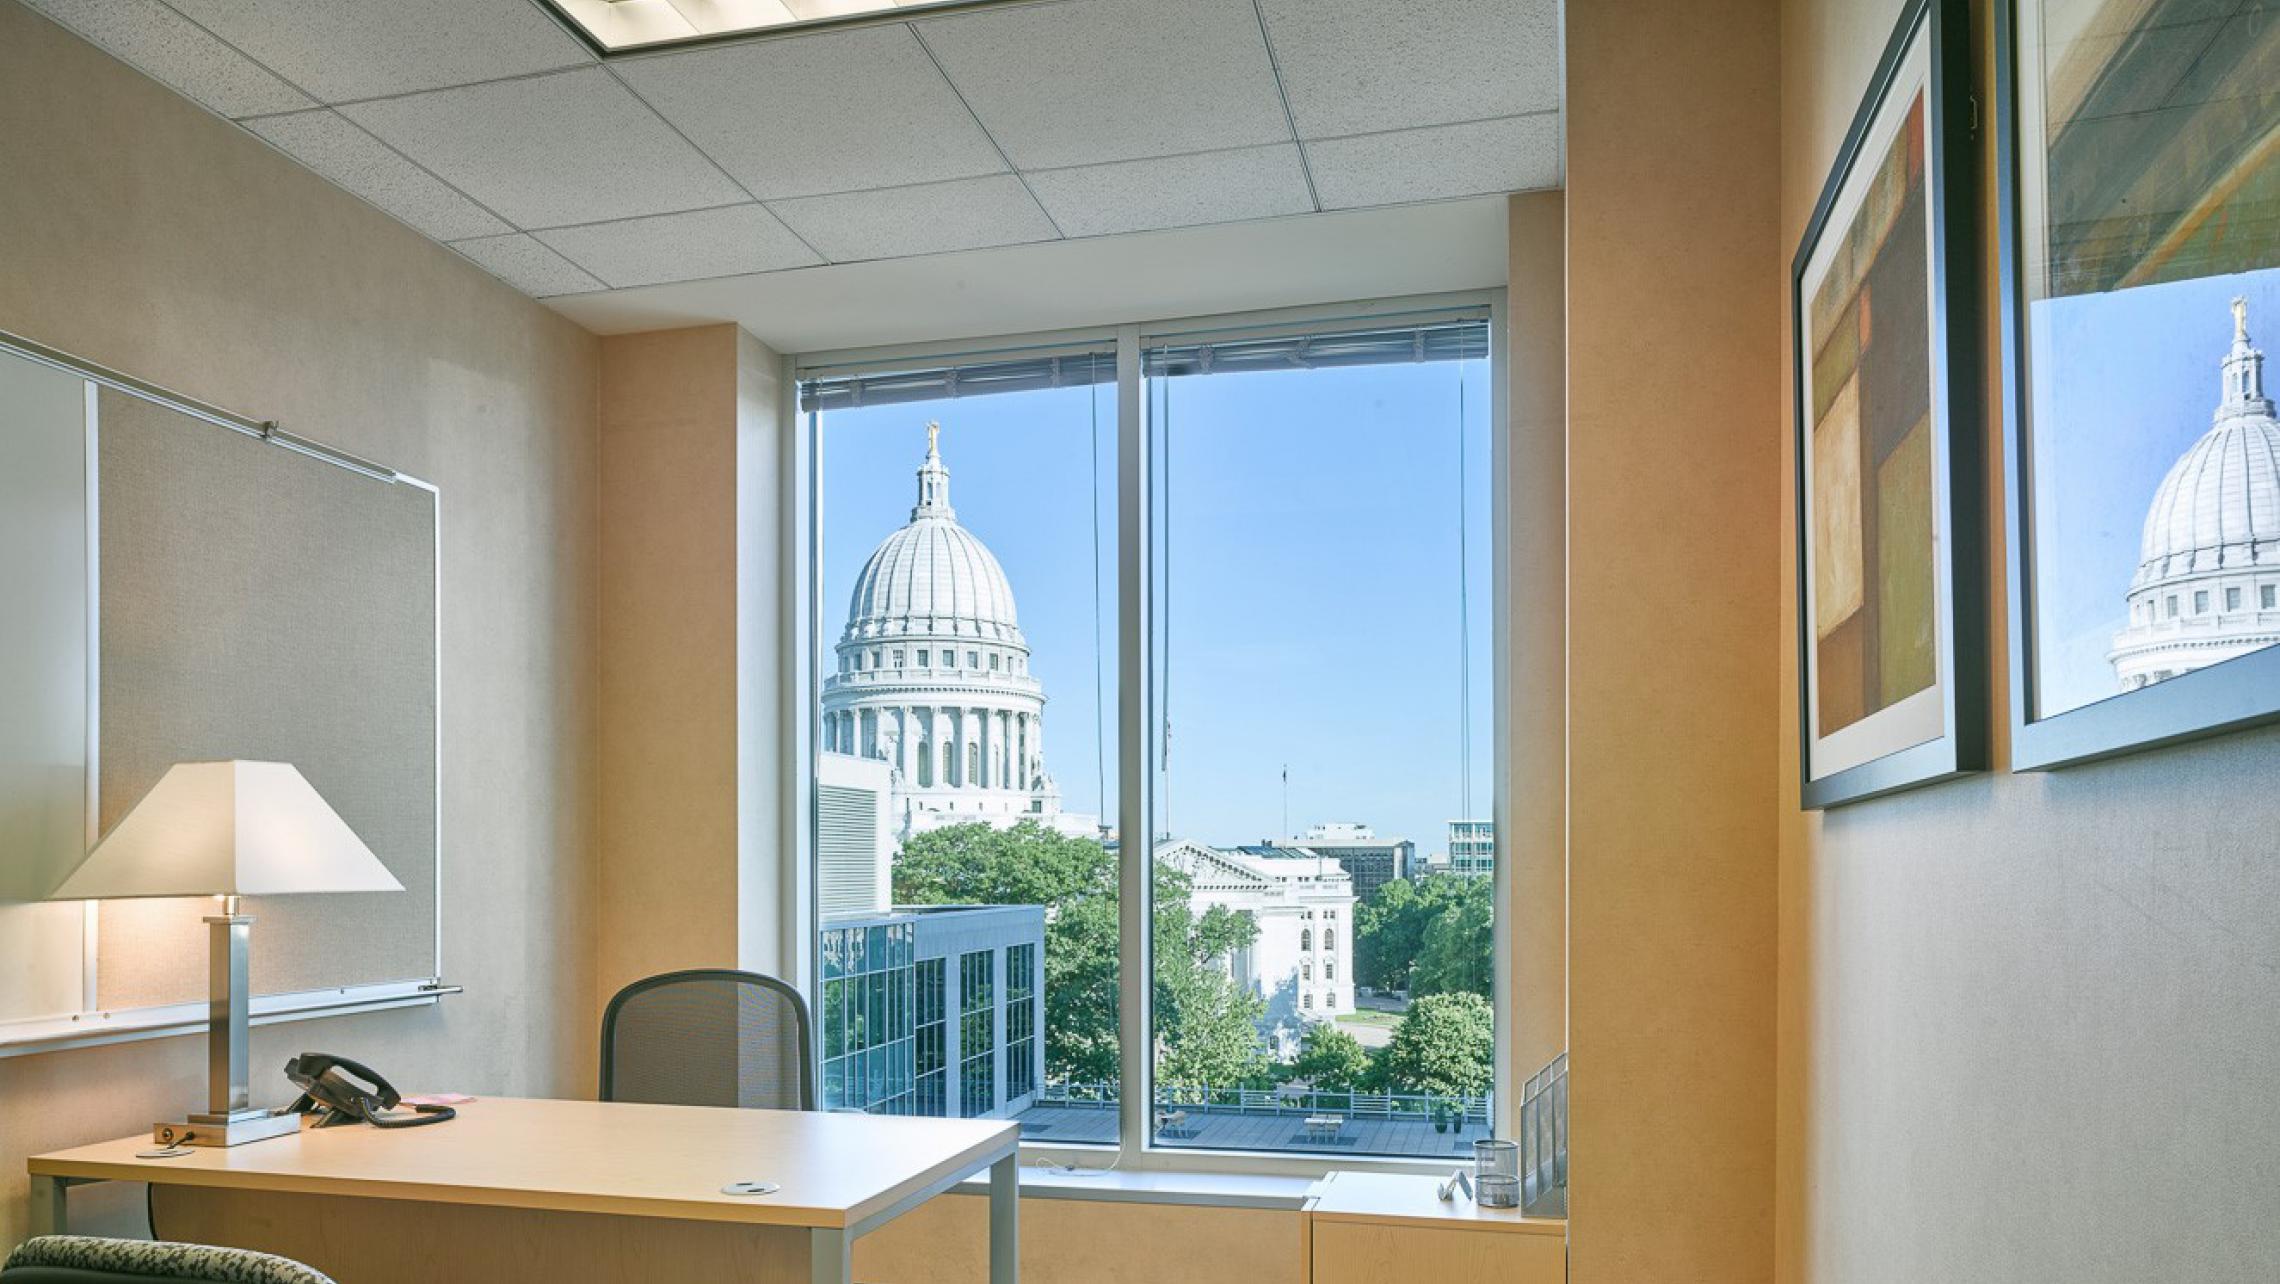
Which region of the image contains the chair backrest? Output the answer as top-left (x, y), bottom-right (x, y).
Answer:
top-left (599, 969), bottom-right (816, 1111)
top-left (3, 1236), bottom-right (336, 1284)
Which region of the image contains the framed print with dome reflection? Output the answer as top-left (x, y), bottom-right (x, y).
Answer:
top-left (1793, 0), bottom-right (1985, 808)
top-left (1997, 0), bottom-right (2280, 770)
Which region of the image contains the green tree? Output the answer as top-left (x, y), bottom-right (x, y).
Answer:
top-left (894, 821), bottom-right (1269, 1092)
top-left (1354, 873), bottom-right (1493, 997)
top-left (1411, 878), bottom-right (1494, 999)
top-left (1381, 991), bottom-right (1493, 1099)
top-left (1290, 1024), bottom-right (1374, 1089)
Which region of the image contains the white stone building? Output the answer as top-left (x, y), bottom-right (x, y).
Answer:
top-left (821, 424), bottom-right (1095, 840)
top-left (1157, 838), bottom-right (1356, 1056)
top-left (2109, 299), bottom-right (2280, 689)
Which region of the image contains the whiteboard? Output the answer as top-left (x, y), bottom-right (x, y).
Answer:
top-left (0, 336), bottom-right (443, 1047)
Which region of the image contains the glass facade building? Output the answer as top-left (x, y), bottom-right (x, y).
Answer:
top-left (819, 905), bottom-right (1045, 1121)
top-left (1448, 819), bottom-right (1496, 877)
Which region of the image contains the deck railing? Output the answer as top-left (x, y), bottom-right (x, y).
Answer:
top-left (1034, 1078), bottom-right (1494, 1124)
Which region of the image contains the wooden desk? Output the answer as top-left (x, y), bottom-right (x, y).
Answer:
top-left (1300, 1171), bottom-right (1564, 1284)
top-left (29, 1097), bottom-right (1019, 1284)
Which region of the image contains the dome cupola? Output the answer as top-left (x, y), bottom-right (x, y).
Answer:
top-left (841, 422), bottom-right (1025, 647)
top-left (2132, 297), bottom-right (2280, 587)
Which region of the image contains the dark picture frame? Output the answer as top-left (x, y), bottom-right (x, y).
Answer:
top-left (1792, 0), bottom-right (1985, 809)
top-left (1995, 0), bottom-right (2280, 772)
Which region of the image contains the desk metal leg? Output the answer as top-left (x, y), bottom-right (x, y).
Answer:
top-left (989, 1153), bottom-right (1018, 1284)
top-left (28, 1175), bottom-right (68, 1237)
top-left (809, 1227), bottom-right (851, 1284)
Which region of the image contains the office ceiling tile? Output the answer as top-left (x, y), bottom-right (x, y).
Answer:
top-left (1027, 145), bottom-right (1314, 240)
top-left (616, 25), bottom-right (1006, 200)
top-left (1259, 0), bottom-right (1561, 139)
top-left (916, 0), bottom-right (1289, 170)
top-left (771, 175), bottom-right (1057, 262)
top-left (24, 0), bottom-right (314, 118)
top-left (536, 204), bottom-right (822, 288)
top-left (163, 0), bottom-right (591, 103)
top-left (1306, 113), bottom-right (1560, 210)
top-left (449, 232), bottom-right (605, 297)
top-left (343, 69), bottom-right (748, 229)
top-left (245, 110), bottom-right (509, 242)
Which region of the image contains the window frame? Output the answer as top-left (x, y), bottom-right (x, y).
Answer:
top-left (791, 290), bottom-right (1513, 1177)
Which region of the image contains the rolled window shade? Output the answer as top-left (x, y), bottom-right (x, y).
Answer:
top-left (797, 312), bottom-right (1491, 412)
top-left (801, 349), bottom-right (1115, 413)
top-left (1143, 316), bottom-right (1491, 377)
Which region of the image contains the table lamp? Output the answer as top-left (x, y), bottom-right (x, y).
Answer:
top-left (49, 760), bottom-right (403, 1147)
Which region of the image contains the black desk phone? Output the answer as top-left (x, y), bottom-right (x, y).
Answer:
top-left (284, 1052), bottom-right (456, 1129)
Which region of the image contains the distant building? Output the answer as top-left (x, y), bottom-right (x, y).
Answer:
top-left (1277, 822), bottom-right (1413, 902)
top-left (819, 424), bottom-right (1097, 841)
top-left (818, 905), bottom-right (1046, 1120)
top-left (1161, 838), bottom-right (1355, 1056)
top-left (1447, 819), bottom-right (1495, 877)
top-left (2108, 299), bottom-right (2280, 690)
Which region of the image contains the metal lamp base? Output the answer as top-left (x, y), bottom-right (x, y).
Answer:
top-left (156, 1111), bottom-right (300, 1148)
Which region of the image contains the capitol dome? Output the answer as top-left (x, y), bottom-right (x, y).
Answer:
top-left (2109, 298), bottom-right (2280, 690)
top-left (841, 437), bottom-right (1024, 646)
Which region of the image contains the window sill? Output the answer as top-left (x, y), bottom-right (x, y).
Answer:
top-left (947, 1164), bottom-right (1318, 1210)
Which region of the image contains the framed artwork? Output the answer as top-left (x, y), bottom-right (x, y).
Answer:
top-left (1794, 0), bottom-right (1985, 809)
top-left (1998, 0), bottom-right (2280, 770)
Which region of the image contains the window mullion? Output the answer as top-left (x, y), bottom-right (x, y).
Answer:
top-left (1114, 323), bottom-right (1152, 1161)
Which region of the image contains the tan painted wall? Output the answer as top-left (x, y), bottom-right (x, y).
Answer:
top-left (594, 324), bottom-right (790, 1015)
top-left (1506, 191), bottom-right (1567, 1080)
top-left (597, 326), bottom-right (742, 1004)
top-left (851, 1193), bottom-right (1302, 1284)
top-left (0, 0), bottom-right (599, 1248)
top-left (1564, 0), bottom-right (1783, 1281)
top-left (1775, 0), bottom-right (2280, 1280)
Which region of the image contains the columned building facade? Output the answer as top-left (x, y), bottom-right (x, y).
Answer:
top-left (2109, 299), bottom-right (2280, 689)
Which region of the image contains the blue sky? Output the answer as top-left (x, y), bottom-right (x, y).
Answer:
top-left (2029, 267), bottom-right (2280, 715)
top-left (818, 357), bottom-right (1495, 857)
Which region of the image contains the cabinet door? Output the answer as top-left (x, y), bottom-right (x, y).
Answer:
top-left (1311, 1220), bottom-right (1564, 1284)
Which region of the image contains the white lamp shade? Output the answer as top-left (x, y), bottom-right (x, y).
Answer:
top-left (48, 760), bottom-right (403, 900)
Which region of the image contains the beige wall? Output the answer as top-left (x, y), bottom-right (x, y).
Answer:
top-left (1564, 0), bottom-right (1783, 1281)
top-left (1775, 0), bottom-right (2280, 1280)
top-left (0, 1), bottom-right (599, 1244)
top-left (594, 324), bottom-right (790, 1014)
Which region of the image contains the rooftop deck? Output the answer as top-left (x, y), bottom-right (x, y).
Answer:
top-left (1013, 1101), bottom-right (1495, 1159)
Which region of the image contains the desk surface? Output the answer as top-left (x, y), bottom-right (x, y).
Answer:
top-left (30, 1097), bottom-right (1018, 1231)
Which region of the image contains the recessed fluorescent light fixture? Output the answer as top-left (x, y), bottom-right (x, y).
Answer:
top-left (542, 0), bottom-right (1007, 54)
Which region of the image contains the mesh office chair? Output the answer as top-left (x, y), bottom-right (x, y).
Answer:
top-left (599, 969), bottom-right (816, 1111)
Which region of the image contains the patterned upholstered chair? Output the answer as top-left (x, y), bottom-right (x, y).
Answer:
top-left (1, 1236), bottom-right (336, 1284)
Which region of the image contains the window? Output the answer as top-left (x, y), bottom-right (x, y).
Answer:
top-left (806, 300), bottom-right (1504, 1165)
top-left (1146, 311), bottom-right (1498, 1158)
top-left (820, 922), bottom-right (916, 1116)
top-left (959, 949), bottom-right (996, 1118)
top-left (2195, 590), bottom-right (2210, 614)
top-left (915, 958), bottom-right (948, 1117)
top-left (2167, 595), bottom-right (2180, 618)
top-left (2227, 587), bottom-right (2243, 611)
top-left (1006, 943), bottom-right (1038, 1104)
top-left (2267, 585), bottom-right (2278, 609)
top-left (894, 649), bottom-right (905, 667)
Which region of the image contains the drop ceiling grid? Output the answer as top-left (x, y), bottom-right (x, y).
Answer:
top-left (18, 0), bottom-right (1566, 299)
